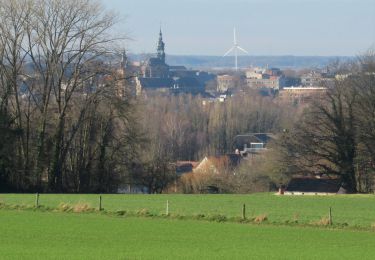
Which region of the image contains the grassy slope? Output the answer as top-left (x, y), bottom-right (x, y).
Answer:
top-left (1, 210), bottom-right (375, 260)
top-left (1, 193), bottom-right (375, 227)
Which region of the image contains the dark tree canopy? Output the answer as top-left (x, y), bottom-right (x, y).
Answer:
top-left (280, 54), bottom-right (375, 193)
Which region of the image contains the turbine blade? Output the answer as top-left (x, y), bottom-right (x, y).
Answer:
top-left (233, 27), bottom-right (237, 45)
top-left (223, 46), bottom-right (235, 57)
top-left (237, 46), bottom-right (248, 54)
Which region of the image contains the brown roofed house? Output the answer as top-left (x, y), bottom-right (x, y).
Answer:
top-left (233, 133), bottom-right (275, 156)
top-left (175, 161), bottom-right (199, 176)
top-left (284, 176), bottom-right (347, 195)
top-left (194, 154), bottom-right (242, 175)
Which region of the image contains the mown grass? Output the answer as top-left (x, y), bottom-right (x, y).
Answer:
top-left (1, 193), bottom-right (375, 228)
top-left (1, 209), bottom-right (375, 259)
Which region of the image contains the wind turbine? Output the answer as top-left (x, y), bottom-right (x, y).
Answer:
top-left (223, 27), bottom-right (248, 71)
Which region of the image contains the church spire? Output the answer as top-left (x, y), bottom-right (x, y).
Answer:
top-left (121, 49), bottom-right (127, 69)
top-left (157, 28), bottom-right (165, 63)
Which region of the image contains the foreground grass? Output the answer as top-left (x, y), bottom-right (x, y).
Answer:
top-left (1, 210), bottom-right (375, 259)
top-left (1, 193), bottom-right (375, 227)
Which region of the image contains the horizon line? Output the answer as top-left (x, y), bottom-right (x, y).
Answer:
top-left (127, 53), bottom-right (356, 58)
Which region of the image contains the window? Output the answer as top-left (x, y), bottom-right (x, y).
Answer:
top-left (250, 143), bottom-right (264, 149)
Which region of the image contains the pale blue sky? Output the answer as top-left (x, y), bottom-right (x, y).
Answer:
top-left (104, 0), bottom-right (375, 56)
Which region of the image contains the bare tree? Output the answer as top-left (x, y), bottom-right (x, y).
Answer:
top-left (351, 52), bottom-right (375, 191)
top-left (280, 76), bottom-right (358, 192)
top-left (0, 0), bottom-right (35, 189)
top-left (0, 0), bottom-right (140, 192)
top-left (24, 0), bottom-right (121, 191)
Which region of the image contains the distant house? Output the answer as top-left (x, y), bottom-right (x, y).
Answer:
top-left (136, 77), bottom-right (174, 95)
top-left (194, 154), bottom-right (242, 175)
top-left (175, 161), bottom-right (199, 176)
top-left (245, 67), bottom-right (285, 90)
top-left (233, 133), bottom-right (274, 155)
top-left (217, 74), bottom-right (237, 93)
top-left (218, 94), bottom-right (227, 102)
top-left (117, 184), bottom-right (149, 194)
top-left (170, 77), bottom-right (205, 94)
top-left (278, 87), bottom-right (327, 104)
top-left (301, 71), bottom-right (323, 87)
top-left (284, 176), bottom-right (346, 195)
top-left (169, 65), bottom-right (187, 72)
top-left (136, 76), bottom-right (205, 96)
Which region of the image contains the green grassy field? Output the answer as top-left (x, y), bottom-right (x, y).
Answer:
top-left (1, 209), bottom-right (375, 259)
top-left (1, 193), bottom-right (375, 227)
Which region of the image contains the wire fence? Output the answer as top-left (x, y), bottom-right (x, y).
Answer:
top-left (0, 193), bottom-right (374, 228)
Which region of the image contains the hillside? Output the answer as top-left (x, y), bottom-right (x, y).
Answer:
top-left (129, 54), bottom-right (353, 69)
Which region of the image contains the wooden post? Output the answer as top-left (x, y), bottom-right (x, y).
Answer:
top-left (242, 204), bottom-right (246, 220)
top-left (166, 200), bottom-right (169, 216)
top-left (35, 193), bottom-right (39, 208)
top-left (329, 207), bottom-right (332, 225)
top-left (99, 195), bottom-right (102, 211)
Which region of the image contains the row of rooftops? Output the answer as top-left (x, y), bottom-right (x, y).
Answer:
top-left (175, 133), bottom-right (273, 176)
top-left (135, 30), bottom-right (334, 96)
top-left (176, 157), bottom-right (346, 194)
top-left (130, 30), bottom-right (345, 97)
top-left (175, 132), bottom-right (348, 194)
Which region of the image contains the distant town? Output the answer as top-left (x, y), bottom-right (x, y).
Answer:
top-left (116, 29), bottom-right (349, 106)
top-left (0, 0), bottom-right (373, 196)
top-left (1, 0), bottom-right (375, 258)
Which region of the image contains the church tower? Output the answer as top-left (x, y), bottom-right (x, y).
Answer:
top-left (121, 49), bottom-right (127, 70)
top-left (116, 49), bottom-right (128, 98)
top-left (141, 29), bottom-right (169, 78)
top-left (157, 29), bottom-right (166, 63)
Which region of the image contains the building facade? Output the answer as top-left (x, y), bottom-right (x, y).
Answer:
top-left (136, 29), bottom-right (213, 96)
top-left (142, 30), bottom-right (170, 78)
top-left (245, 67), bottom-right (285, 90)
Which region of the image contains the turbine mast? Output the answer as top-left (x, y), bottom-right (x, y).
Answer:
top-left (223, 27), bottom-right (248, 71)
top-left (235, 45), bottom-right (238, 71)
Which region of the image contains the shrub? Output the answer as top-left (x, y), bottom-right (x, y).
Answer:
top-left (311, 217), bottom-right (331, 226)
top-left (115, 210), bottom-right (127, 216)
top-left (209, 214), bottom-right (227, 222)
top-left (58, 203), bottom-right (72, 212)
top-left (292, 213), bottom-right (299, 223)
top-left (137, 208), bottom-right (151, 216)
top-left (254, 214), bottom-right (268, 223)
top-left (73, 203), bottom-right (93, 213)
top-left (193, 214), bottom-right (206, 220)
top-left (57, 202), bottom-right (93, 213)
top-left (169, 214), bottom-right (185, 220)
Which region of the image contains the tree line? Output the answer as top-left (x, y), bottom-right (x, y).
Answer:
top-left (2, 0), bottom-right (373, 194)
top-left (138, 91), bottom-right (295, 161)
top-left (132, 91), bottom-right (297, 193)
top-left (0, 0), bottom-right (140, 192)
top-left (278, 54), bottom-right (375, 193)
top-left (0, 0), bottom-right (296, 193)
top-left (135, 55), bottom-right (375, 194)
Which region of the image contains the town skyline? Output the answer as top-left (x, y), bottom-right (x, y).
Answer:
top-left (104, 0), bottom-right (375, 56)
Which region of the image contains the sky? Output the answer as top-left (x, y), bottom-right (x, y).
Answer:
top-left (103, 0), bottom-right (375, 56)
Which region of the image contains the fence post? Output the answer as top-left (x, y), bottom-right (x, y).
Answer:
top-left (166, 200), bottom-right (169, 216)
top-left (99, 195), bottom-right (102, 211)
top-left (242, 204), bottom-right (246, 220)
top-left (35, 193), bottom-right (39, 208)
top-left (329, 207), bottom-right (332, 225)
